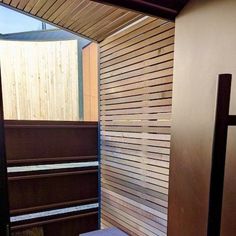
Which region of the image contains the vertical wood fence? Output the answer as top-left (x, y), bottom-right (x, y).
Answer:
top-left (100, 17), bottom-right (175, 235)
top-left (0, 40), bottom-right (79, 121)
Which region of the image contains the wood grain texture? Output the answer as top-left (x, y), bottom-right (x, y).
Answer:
top-left (0, 0), bottom-right (144, 42)
top-left (0, 40), bottom-right (79, 121)
top-left (83, 43), bottom-right (99, 121)
top-left (100, 17), bottom-right (175, 235)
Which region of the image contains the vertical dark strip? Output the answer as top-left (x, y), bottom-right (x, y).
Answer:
top-left (207, 74), bottom-right (232, 236)
top-left (0, 67), bottom-right (10, 236)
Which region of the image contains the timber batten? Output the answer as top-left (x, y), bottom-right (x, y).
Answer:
top-left (100, 17), bottom-right (174, 235)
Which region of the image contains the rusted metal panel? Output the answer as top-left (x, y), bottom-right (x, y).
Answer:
top-left (8, 170), bottom-right (98, 215)
top-left (4, 120), bottom-right (99, 235)
top-left (12, 211), bottom-right (99, 235)
top-left (5, 120), bottom-right (98, 164)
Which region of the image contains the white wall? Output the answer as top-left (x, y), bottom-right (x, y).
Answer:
top-left (168, 0), bottom-right (236, 235)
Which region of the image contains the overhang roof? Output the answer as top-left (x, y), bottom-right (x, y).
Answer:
top-left (0, 0), bottom-right (144, 42)
top-left (92, 0), bottom-right (189, 20)
top-left (0, 0), bottom-right (190, 42)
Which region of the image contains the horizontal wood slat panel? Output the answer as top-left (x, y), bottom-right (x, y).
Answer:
top-left (100, 19), bottom-right (166, 56)
top-left (101, 126), bottom-right (171, 134)
top-left (101, 131), bottom-right (171, 141)
top-left (102, 194), bottom-right (166, 231)
top-left (100, 36), bottom-right (174, 69)
top-left (100, 17), bottom-right (156, 50)
top-left (0, 0), bottom-right (144, 42)
top-left (101, 62), bottom-right (173, 83)
top-left (102, 165), bottom-right (168, 187)
top-left (100, 17), bottom-right (174, 235)
top-left (100, 91), bottom-right (172, 105)
top-left (100, 47), bottom-right (174, 75)
top-left (100, 27), bottom-right (175, 63)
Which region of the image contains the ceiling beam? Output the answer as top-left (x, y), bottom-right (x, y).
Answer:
top-left (91, 0), bottom-right (189, 21)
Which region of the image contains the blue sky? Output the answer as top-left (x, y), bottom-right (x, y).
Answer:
top-left (0, 5), bottom-right (55, 34)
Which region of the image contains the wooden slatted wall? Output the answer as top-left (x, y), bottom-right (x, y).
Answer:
top-left (100, 17), bottom-right (175, 236)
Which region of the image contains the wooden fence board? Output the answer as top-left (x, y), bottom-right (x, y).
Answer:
top-left (0, 40), bottom-right (79, 121)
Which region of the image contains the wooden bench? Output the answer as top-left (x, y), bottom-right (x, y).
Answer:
top-left (80, 227), bottom-right (128, 236)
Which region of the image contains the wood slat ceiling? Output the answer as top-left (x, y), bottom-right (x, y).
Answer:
top-left (0, 0), bottom-right (144, 42)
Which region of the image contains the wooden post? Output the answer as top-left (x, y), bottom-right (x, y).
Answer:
top-left (207, 74), bottom-right (234, 236)
top-left (0, 67), bottom-right (10, 236)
